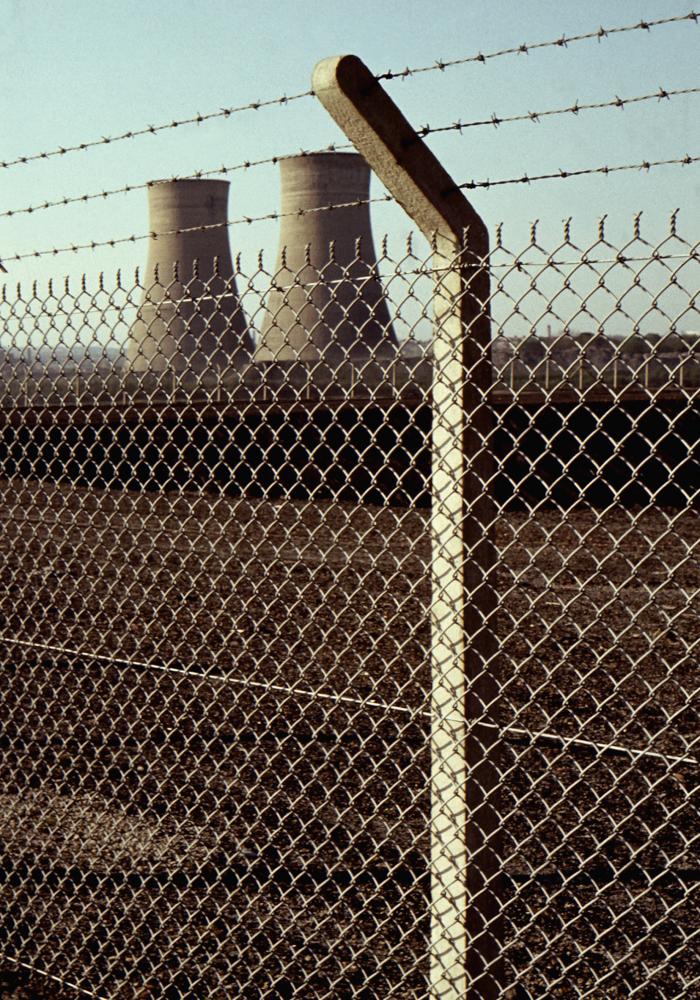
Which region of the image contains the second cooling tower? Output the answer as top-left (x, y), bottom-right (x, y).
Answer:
top-left (255, 152), bottom-right (397, 365)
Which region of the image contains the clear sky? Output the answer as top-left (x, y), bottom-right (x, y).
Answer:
top-left (1, 0), bottom-right (698, 293)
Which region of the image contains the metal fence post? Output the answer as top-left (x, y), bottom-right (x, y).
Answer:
top-left (313, 55), bottom-right (501, 999)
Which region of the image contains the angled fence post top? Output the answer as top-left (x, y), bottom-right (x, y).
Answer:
top-left (312, 54), bottom-right (487, 251)
top-left (314, 52), bottom-right (498, 999)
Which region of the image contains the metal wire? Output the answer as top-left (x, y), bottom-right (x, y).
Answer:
top-left (0, 142), bottom-right (353, 222)
top-left (378, 10), bottom-right (699, 80)
top-left (0, 88), bottom-right (314, 171)
top-left (5, 194), bottom-right (394, 263)
top-left (0, 958), bottom-right (109, 1000)
top-left (5, 86), bottom-right (697, 225)
top-left (2, 11), bottom-right (696, 177)
top-left (4, 247), bottom-right (698, 317)
top-left (419, 85), bottom-right (700, 138)
top-left (7, 155), bottom-right (698, 264)
top-left (0, 224), bottom-right (698, 999)
top-left (459, 152), bottom-right (699, 190)
top-left (1, 634), bottom-right (419, 717)
top-left (3, 631), bottom-right (696, 766)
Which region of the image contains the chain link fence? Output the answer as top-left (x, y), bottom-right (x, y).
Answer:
top-left (0, 223), bottom-right (698, 998)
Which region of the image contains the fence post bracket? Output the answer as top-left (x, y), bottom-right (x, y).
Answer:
top-left (312, 55), bottom-right (487, 250)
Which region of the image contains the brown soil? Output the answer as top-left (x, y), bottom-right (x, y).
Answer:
top-left (0, 480), bottom-right (697, 998)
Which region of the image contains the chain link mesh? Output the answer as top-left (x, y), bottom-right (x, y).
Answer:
top-left (0, 224), bottom-right (698, 998)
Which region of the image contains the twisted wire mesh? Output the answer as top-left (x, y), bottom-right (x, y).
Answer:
top-left (0, 223), bottom-right (697, 998)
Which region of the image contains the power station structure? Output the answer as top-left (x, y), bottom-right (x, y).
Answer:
top-left (255, 152), bottom-right (398, 370)
top-left (127, 178), bottom-right (254, 375)
top-left (126, 156), bottom-right (411, 391)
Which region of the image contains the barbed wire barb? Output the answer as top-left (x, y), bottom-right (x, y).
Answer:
top-left (0, 89), bottom-right (314, 172)
top-left (2, 12), bottom-right (697, 175)
top-left (4, 86), bottom-right (697, 225)
top-left (417, 85), bottom-right (700, 139)
top-left (459, 153), bottom-right (699, 192)
top-left (378, 10), bottom-right (699, 81)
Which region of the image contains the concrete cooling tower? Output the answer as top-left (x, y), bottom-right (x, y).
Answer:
top-left (128, 178), bottom-right (253, 374)
top-left (255, 152), bottom-right (397, 366)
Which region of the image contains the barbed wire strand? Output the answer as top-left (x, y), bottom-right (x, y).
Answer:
top-left (4, 86), bottom-right (698, 223)
top-left (458, 153), bottom-right (699, 191)
top-left (379, 10), bottom-right (699, 80)
top-left (2, 11), bottom-right (696, 173)
top-left (6, 154), bottom-right (698, 265)
top-left (418, 85), bottom-right (700, 139)
top-left (0, 89), bottom-right (314, 172)
top-left (1, 142), bottom-right (352, 221)
top-left (5, 195), bottom-right (393, 263)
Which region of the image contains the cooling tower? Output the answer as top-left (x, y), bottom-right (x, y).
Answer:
top-left (255, 152), bottom-right (397, 366)
top-left (128, 178), bottom-right (253, 373)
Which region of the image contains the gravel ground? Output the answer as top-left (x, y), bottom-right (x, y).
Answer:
top-left (0, 479), bottom-right (698, 998)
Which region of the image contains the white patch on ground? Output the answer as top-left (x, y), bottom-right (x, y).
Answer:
top-left (0, 789), bottom-right (212, 871)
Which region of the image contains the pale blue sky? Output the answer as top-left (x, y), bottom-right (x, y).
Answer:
top-left (1, 0), bottom-right (698, 290)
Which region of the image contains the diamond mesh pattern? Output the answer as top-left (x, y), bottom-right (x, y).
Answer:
top-left (0, 227), bottom-right (698, 999)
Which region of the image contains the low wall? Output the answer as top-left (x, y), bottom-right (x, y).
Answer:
top-left (0, 395), bottom-right (696, 509)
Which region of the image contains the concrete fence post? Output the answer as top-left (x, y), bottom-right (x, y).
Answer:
top-left (313, 55), bottom-right (502, 999)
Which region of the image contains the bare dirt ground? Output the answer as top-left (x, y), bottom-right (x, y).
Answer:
top-left (0, 480), bottom-right (697, 998)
